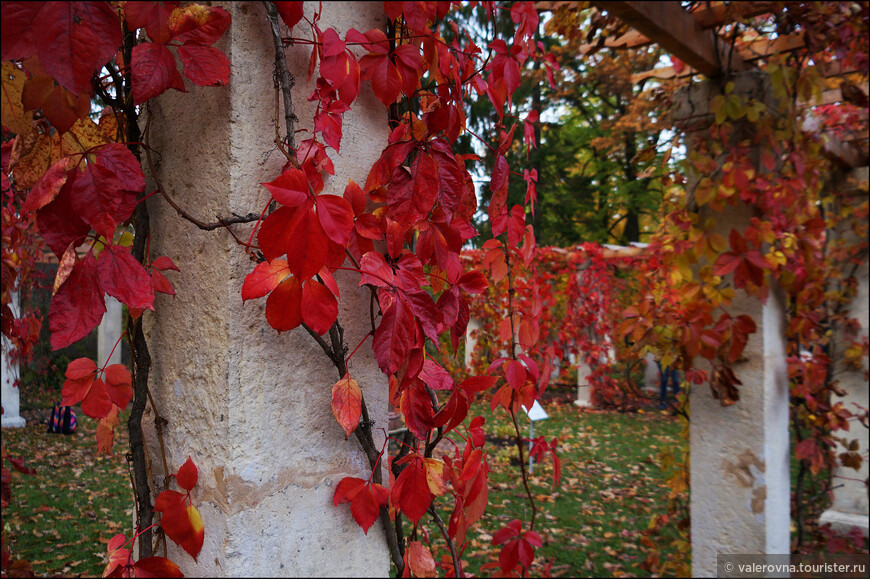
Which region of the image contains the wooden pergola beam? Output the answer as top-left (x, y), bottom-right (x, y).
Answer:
top-left (593, 1), bottom-right (747, 77)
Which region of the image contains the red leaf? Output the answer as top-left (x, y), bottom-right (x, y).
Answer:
top-left (407, 541), bottom-right (436, 578)
top-left (314, 100), bottom-right (349, 151)
top-left (50, 254), bottom-right (106, 350)
top-left (457, 270), bottom-right (488, 294)
top-left (169, 5), bottom-right (231, 45)
top-left (712, 253), bottom-right (741, 276)
top-left (315, 194), bottom-right (354, 245)
top-left (334, 477), bottom-right (389, 534)
top-left (241, 259), bottom-right (291, 301)
top-left (124, 1), bottom-right (179, 45)
top-left (131, 41), bottom-right (186, 105)
top-left (373, 292), bottom-right (417, 374)
top-left (161, 501), bottom-right (204, 560)
top-left (176, 456), bottom-right (198, 491)
top-left (1, 2), bottom-right (41, 60)
top-left (68, 143), bottom-right (144, 240)
top-left (504, 359), bottom-right (528, 390)
top-left (460, 375), bottom-right (498, 394)
top-left (401, 378), bottom-right (436, 439)
top-left (265, 274), bottom-right (303, 332)
top-left (301, 278), bottom-right (337, 335)
top-left (258, 206), bottom-right (299, 260)
top-left (97, 244), bottom-right (155, 310)
top-left (343, 179), bottom-right (366, 215)
top-left (103, 532), bottom-right (130, 577)
top-left (358, 30), bottom-right (402, 106)
top-left (390, 455), bottom-right (433, 524)
top-left (23, 156), bottom-right (74, 213)
top-left (177, 44), bottom-right (230, 87)
top-left (104, 364), bottom-right (133, 410)
top-left (274, 2), bottom-right (305, 30)
top-left (394, 44), bottom-right (422, 97)
top-left (82, 377), bottom-right (113, 418)
top-left (331, 374), bottom-right (361, 437)
top-left (35, 179), bottom-right (90, 259)
top-left (31, 2), bottom-right (122, 95)
top-left (60, 357), bottom-right (97, 407)
top-left (334, 477), bottom-right (365, 505)
top-left (258, 203), bottom-right (329, 279)
top-left (420, 359), bottom-right (454, 391)
top-left (154, 489), bottom-right (185, 511)
top-left (151, 256), bottom-right (179, 271)
top-left (150, 269), bottom-right (175, 296)
top-left (284, 205), bottom-right (330, 280)
top-left (133, 557), bottom-right (183, 578)
top-left (262, 169), bottom-right (309, 207)
top-left (21, 76), bottom-right (91, 133)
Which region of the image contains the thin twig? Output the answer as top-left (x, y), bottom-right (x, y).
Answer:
top-left (429, 505), bottom-right (461, 577)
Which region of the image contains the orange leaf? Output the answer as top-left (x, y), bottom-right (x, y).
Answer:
top-left (331, 374), bottom-right (362, 438)
top-left (96, 405), bottom-right (120, 455)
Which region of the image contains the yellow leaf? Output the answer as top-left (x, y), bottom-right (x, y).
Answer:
top-left (1, 62), bottom-right (33, 135)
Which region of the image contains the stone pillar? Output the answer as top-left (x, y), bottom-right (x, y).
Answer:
top-left (464, 317), bottom-right (482, 371)
top-left (676, 72), bottom-right (790, 577)
top-left (97, 295), bottom-right (123, 367)
top-left (142, 3), bottom-right (389, 576)
top-left (574, 358), bottom-right (592, 408)
top-left (1, 291), bottom-right (26, 428)
top-left (819, 166), bottom-right (870, 537)
top-left (643, 352), bottom-right (659, 395)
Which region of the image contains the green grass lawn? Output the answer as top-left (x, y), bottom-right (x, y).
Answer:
top-left (2, 410), bottom-right (133, 578)
top-left (423, 392), bottom-right (689, 577)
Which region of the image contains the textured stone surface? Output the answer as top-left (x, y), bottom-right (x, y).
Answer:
top-left (574, 361), bottom-right (592, 408)
top-left (1, 291), bottom-right (25, 429)
top-left (142, 2), bottom-right (389, 575)
top-left (676, 72), bottom-right (790, 578)
top-left (97, 296), bottom-right (122, 367)
top-left (820, 167), bottom-right (869, 537)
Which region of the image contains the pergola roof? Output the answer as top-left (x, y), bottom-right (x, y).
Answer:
top-left (537, 1), bottom-right (869, 169)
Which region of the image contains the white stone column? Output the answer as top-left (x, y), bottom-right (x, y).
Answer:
top-left (464, 317), bottom-right (482, 371)
top-left (676, 72), bottom-right (791, 577)
top-left (642, 352), bottom-right (659, 395)
top-left (1, 291), bottom-right (26, 428)
top-left (142, 3), bottom-right (389, 575)
top-left (97, 295), bottom-right (123, 367)
top-left (574, 357), bottom-right (592, 408)
top-left (820, 166), bottom-right (870, 537)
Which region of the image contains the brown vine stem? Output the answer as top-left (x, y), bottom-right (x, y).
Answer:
top-left (145, 388), bottom-right (171, 493)
top-left (263, 1), bottom-right (298, 152)
top-left (142, 114), bottom-right (262, 232)
top-left (510, 400), bottom-right (538, 534)
top-left (113, 17), bottom-right (156, 559)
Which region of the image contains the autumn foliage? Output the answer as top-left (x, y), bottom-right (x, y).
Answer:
top-left (3, 0), bottom-right (867, 577)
